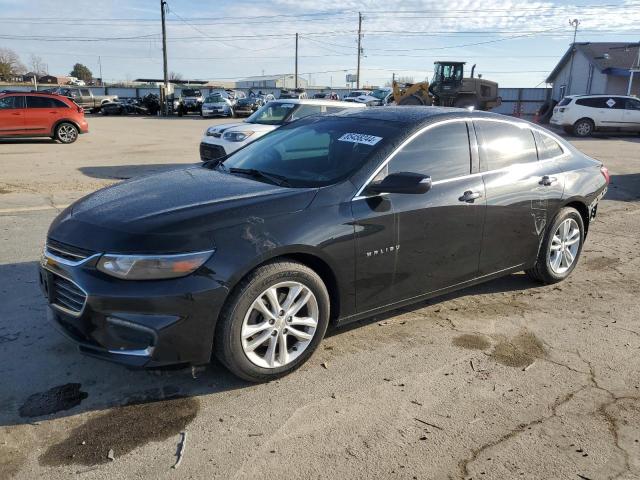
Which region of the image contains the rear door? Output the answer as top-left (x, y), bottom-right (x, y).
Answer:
top-left (475, 119), bottom-right (553, 275)
top-left (0, 95), bottom-right (26, 135)
top-left (25, 96), bottom-right (66, 134)
top-left (623, 97), bottom-right (640, 131)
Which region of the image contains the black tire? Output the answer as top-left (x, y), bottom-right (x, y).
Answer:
top-left (54, 122), bottom-right (79, 144)
top-left (214, 260), bottom-right (330, 382)
top-left (573, 118), bottom-right (595, 137)
top-left (526, 207), bottom-right (585, 284)
top-left (398, 94), bottom-right (426, 106)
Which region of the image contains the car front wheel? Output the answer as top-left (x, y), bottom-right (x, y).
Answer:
top-left (215, 260), bottom-right (330, 382)
top-left (526, 207), bottom-right (584, 284)
top-left (54, 122), bottom-right (79, 144)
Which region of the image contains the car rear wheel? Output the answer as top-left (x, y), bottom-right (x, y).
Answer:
top-left (573, 118), bottom-right (594, 137)
top-left (214, 260), bottom-right (330, 382)
top-left (55, 122), bottom-right (79, 144)
top-left (526, 207), bottom-right (584, 284)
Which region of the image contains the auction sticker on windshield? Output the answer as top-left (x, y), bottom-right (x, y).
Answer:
top-left (338, 133), bottom-right (383, 146)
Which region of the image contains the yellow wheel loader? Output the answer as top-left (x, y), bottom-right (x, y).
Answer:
top-left (392, 61), bottom-right (501, 110)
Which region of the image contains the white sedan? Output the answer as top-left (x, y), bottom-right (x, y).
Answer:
top-left (200, 99), bottom-right (365, 161)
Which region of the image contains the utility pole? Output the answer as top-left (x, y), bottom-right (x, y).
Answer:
top-left (356, 12), bottom-right (362, 89)
top-left (98, 56), bottom-right (103, 86)
top-left (566, 18), bottom-right (580, 95)
top-left (628, 43), bottom-right (640, 95)
top-left (295, 33), bottom-right (299, 89)
top-left (160, 0), bottom-right (169, 115)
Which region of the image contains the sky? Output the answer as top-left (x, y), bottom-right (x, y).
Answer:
top-left (1, 0), bottom-right (639, 88)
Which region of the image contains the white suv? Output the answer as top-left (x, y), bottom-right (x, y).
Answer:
top-left (200, 99), bottom-right (365, 162)
top-left (551, 94), bottom-right (640, 137)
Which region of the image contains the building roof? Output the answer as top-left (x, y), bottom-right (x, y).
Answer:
top-left (238, 74), bottom-right (307, 82)
top-left (546, 42), bottom-right (640, 83)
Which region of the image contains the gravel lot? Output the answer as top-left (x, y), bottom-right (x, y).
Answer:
top-left (1, 116), bottom-right (639, 480)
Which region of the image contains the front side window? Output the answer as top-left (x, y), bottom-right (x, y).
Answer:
top-left (0, 96), bottom-right (23, 109)
top-left (246, 102), bottom-right (297, 125)
top-left (221, 117), bottom-right (400, 187)
top-left (387, 122), bottom-right (471, 181)
top-left (80, 89), bottom-right (91, 96)
top-left (625, 98), bottom-right (640, 110)
top-left (536, 132), bottom-right (564, 160)
top-left (289, 104), bottom-right (323, 121)
top-left (476, 120), bottom-right (537, 170)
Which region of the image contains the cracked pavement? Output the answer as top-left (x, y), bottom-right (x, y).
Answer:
top-left (1, 118), bottom-right (639, 479)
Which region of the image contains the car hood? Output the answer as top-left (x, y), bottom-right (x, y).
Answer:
top-left (48, 166), bottom-right (317, 254)
top-left (205, 122), bottom-right (276, 135)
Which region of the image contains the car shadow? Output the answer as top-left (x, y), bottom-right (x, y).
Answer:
top-left (0, 138), bottom-right (57, 145)
top-left (606, 173), bottom-right (640, 202)
top-left (78, 163), bottom-right (196, 180)
top-left (327, 272), bottom-right (539, 337)
top-left (0, 261), bottom-right (250, 428)
top-left (0, 260), bottom-right (543, 428)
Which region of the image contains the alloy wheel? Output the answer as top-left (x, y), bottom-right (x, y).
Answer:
top-left (58, 124), bottom-right (78, 143)
top-left (241, 281), bottom-right (319, 369)
top-left (575, 121), bottom-right (592, 136)
top-left (548, 218), bottom-right (580, 274)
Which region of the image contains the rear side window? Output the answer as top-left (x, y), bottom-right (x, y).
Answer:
top-left (576, 97), bottom-right (624, 109)
top-left (0, 96), bottom-right (24, 109)
top-left (557, 97), bottom-right (572, 106)
top-left (536, 132), bottom-right (564, 160)
top-left (476, 120), bottom-right (537, 170)
top-left (388, 122), bottom-right (471, 181)
top-left (26, 96), bottom-right (67, 108)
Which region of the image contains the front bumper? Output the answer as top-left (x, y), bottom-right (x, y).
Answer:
top-left (201, 107), bottom-right (231, 117)
top-left (39, 244), bottom-right (227, 368)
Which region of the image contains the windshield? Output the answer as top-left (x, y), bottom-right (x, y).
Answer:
top-left (204, 94), bottom-right (225, 104)
top-left (220, 117), bottom-right (400, 187)
top-left (370, 89), bottom-right (389, 100)
top-left (245, 101), bottom-right (297, 125)
top-left (182, 89), bottom-right (201, 97)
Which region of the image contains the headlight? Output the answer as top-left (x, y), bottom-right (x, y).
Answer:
top-left (97, 250), bottom-right (214, 280)
top-left (223, 131), bottom-right (254, 142)
top-left (206, 127), bottom-right (219, 136)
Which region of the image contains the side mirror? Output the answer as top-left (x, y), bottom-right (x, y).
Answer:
top-left (367, 172), bottom-right (432, 195)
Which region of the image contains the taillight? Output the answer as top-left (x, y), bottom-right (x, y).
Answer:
top-left (600, 165), bottom-right (610, 184)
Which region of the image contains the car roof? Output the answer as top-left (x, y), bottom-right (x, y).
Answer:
top-left (328, 105), bottom-right (513, 125)
top-left (0, 91), bottom-right (66, 98)
top-left (566, 94), bottom-right (636, 99)
top-left (272, 98), bottom-right (365, 107)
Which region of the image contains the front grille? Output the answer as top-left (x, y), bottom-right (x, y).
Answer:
top-left (50, 274), bottom-right (87, 314)
top-left (200, 143), bottom-right (226, 161)
top-left (46, 238), bottom-right (94, 263)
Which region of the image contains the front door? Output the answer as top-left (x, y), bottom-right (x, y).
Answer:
top-left (0, 95), bottom-right (26, 135)
top-left (623, 97), bottom-right (640, 131)
top-left (353, 120), bottom-right (485, 309)
top-left (474, 119), bottom-right (556, 275)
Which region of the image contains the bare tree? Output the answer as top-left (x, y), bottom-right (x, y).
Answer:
top-left (385, 76), bottom-right (415, 86)
top-left (169, 71), bottom-right (183, 82)
top-left (0, 47), bottom-right (26, 80)
top-left (29, 54), bottom-right (47, 75)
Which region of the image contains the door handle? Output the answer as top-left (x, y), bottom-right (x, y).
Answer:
top-left (458, 190), bottom-right (482, 203)
top-left (11, 112), bottom-right (21, 116)
top-left (540, 175), bottom-right (558, 186)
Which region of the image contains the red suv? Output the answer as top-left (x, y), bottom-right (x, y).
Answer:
top-left (0, 92), bottom-right (89, 143)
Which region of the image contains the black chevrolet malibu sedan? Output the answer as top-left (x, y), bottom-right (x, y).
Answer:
top-left (40, 107), bottom-right (608, 381)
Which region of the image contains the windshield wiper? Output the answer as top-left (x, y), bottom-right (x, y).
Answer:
top-left (228, 167), bottom-right (291, 187)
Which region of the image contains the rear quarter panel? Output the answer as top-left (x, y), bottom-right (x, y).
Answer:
top-left (556, 152), bottom-right (607, 211)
